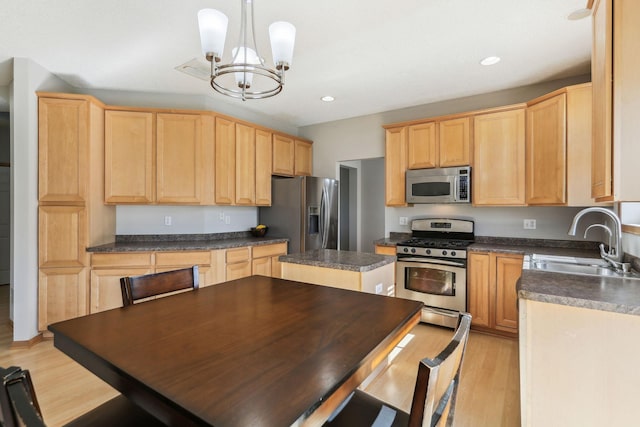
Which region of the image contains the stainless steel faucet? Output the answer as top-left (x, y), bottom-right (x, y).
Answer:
top-left (568, 207), bottom-right (630, 272)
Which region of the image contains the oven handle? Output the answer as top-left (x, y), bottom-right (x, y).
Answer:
top-left (398, 257), bottom-right (466, 268)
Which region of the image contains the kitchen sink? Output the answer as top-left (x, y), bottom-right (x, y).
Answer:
top-left (524, 254), bottom-right (640, 280)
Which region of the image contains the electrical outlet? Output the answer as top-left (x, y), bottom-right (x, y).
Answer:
top-left (399, 216), bottom-right (408, 225)
top-left (219, 212), bottom-right (225, 221)
top-left (375, 283), bottom-right (383, 294)
top-left (164, 216), bottom-right (172, 226)
top-left (524, 219), bottom-right (536, 229)
top-left (225, 215), bottom-right (231, 225)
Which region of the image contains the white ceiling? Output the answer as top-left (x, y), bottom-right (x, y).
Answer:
top-left (0, 0), bottom-right (591, 127)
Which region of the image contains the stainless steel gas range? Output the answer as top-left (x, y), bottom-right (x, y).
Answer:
top-left (395, 218), bottom-right (474, 328)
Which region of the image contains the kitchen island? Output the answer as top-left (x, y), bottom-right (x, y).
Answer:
top-left (280, 249), bottom-right (396, 296)
top-left (517, 266), bottom-right (640, 426)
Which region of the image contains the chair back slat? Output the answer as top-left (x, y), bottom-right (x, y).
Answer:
top-left (408, 312), bottom-right (471, 427)
top-left (120, 265), bottom-right (199, 306)
top-left (1, 367), bottom-right (46, 427)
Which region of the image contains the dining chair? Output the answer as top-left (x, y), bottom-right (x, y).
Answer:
top-left (323, 312), bottom-right (472, 427)
top-left (120, 265), bottom-right (199, 306)
top-left (0, 366), bottom-right (167, 427)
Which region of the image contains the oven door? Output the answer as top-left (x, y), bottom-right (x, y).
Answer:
top-left (396, 257), bottom-right (467, 314)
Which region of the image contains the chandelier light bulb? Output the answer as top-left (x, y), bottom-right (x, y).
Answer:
top-left (232, 47), bottom-right (260, 88)
top-left (198, 9), bottom-right (229, 60)
top-left (269, 21), bottom-right (296, 69)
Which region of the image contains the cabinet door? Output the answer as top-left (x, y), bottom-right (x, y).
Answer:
top-left (374, 245), bottom-right (397, 256)
top-left (215, 117), bottom-right (236, 204)
top-left (156, 113), bottom-right (203, 204)
top-left (252, 257), bottom-right (271, 277)
top-left (235, 123), bottom-right (256, 205)
top-left (494, 253), bottom-right (523, 333)
top-left (90, 267), bottom-right (152, 313)
top-left (385, 127), bottom-right (408, 206)
top-left (271, 255), bottom-right (282, 278)
top-left (473, 108), bottom-right (526, 205)
top-left (272, 134), bottom-right (294, 176)
top-left (591, 0), bottom-right (613, 199)
top-left (39, 206), bottom-right (86, 268)
top-left (467, 252), bottom-right (491, 328)
top-left (39, 267), bottom-right (87, 330)
top-left (407, 122), bottom-right (438, 169)
top-left (526, 94), bottom-right (567, 205)
top-left (294, 140), bottom-right (313, 176)
top-left (255, 129), bottom-right (272, 206)
top-left (38, 97), bottom-right (88, 203)
top-left (226, 262), bottom-right (252, 281)
top-left (439, 117), bottom-right (471, 167)
top-left (566, 84), bottom-right (594, 207)
top-left (104, 110), bottom-right (155, 203)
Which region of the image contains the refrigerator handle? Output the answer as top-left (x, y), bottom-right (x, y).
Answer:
top-left (320, 185), bottom-right (328, 248)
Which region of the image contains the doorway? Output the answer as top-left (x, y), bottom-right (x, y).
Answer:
top-left (338, 157), bottom-right (385, 253)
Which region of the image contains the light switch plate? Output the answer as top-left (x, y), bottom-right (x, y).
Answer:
top-left (164, 216), bottom-right (172, 226)
top-left (524, 219), bottom-right (536, 229)
top-left (399, 216), bottom-right (408, 225)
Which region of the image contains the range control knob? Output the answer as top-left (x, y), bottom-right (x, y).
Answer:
top-left (442, 250), bottom-right (448, 256)
top-left (426, 249), bottom-right (431, 255)
top-left (451, 251), bottom-right (457, 257)
top-left (411, 248), bottom-right (416, 254)
top-left (403, 248), bottom-right (409, 253)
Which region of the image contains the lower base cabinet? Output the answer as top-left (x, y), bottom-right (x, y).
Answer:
top-left (467, 251), bottom-right (523, 337)
top-left (252, 243), bottom-right (287, 278)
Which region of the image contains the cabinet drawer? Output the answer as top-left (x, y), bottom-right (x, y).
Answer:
top-left (226, 247), bottom-right (251, 263)
top-left (252, 243), bottom-right (287, 259)
top-left (91, 252), bottom-right (153, 268)
top-left (155, 251), bottom-right (211, 267)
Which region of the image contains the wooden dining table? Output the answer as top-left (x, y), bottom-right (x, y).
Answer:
top-left (48, 275), bottom-right (422, 427)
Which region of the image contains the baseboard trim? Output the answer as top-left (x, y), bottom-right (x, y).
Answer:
top-left (11, 333), bottom-right (44, 349)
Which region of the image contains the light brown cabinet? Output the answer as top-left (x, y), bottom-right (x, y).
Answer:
top-left (591, 0), bottom-right (612, 200)
top-left (467, 251), bottom-right (522, 337)
top-left (374, 245), bottom-right (397, 256)
top-left (105, 110), bottom-right (213, 205)
top-left (89, 250), bottom-right (220, 313)
top-left (407, 117), bottom-right (470, 170)
top-left (255, 129), bottom-right (273, 206)
top-left (526, 93), bottom-right (567, 205)
top-left (215, 117), bottom-right (236, 205)
top-left (473, 107), bottom-right (526, 206)
top-left (104, 110), bottom-right (155, 204)
top-left (37, 93), bottom-right (116, 331)
top-left (384, 127), bottom-right (408, 206)
top-left (272, 134), bottom-right (295, 176)
top-left (252, 243), bottom-right (287, 278)
top-left (156, 113), bottom-right (205, 204)
top-left (294, 139), bottom-right (313, 176)
top-left (235, 123), bottom-right (256, 205)
top-left (225, 247), bottom-right (252, 280)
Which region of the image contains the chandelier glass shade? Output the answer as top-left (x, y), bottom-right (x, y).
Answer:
top-left (197, 0), bottom-right (296, 101)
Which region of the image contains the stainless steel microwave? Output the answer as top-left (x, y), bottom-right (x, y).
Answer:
top-left (406, 166), bottom-right (471, 204)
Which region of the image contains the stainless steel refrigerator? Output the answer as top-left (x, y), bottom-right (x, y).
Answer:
top-left (259, 176), bottom-right (338, 254)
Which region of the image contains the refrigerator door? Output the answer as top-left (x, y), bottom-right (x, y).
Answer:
top-left (304, 177), bottom-right (338, 251)
top-left (259, 177), bottom-right (304, 254)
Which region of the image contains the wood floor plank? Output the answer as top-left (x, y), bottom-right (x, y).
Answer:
top-left (0, 285), bottom-right (520, 426)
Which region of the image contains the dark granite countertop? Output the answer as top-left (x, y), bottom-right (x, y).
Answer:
top-left (279, 249), bottom-right (396, 273)
top-left (518, 269), bottom-right (640, 316)
top-left (374, 232), bottom-right (411, 247)
top-left (87, 232), bottom-right (288, 253)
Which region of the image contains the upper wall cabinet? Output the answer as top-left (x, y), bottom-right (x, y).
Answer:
top-left (105, 110), bottom-right (155, 204)
top-left (105, 110), bottom-right (213, 205)
top-left (156, 113), bottom-right (206, 204)
top-left (591, 0), bottom-right (640, 202)
top-left (407, 117), bottom-right (471, 170)
top-left (235, 123), bottom-right (256, 206)
top-left (385, 127), bottom-right (408, 206)
top-left (255, 129), bottom-right (273, 206)
top-left (473, 107), bottom-right (526, 206)
top-left (294, 139), bottom-right (313, 176)
top-left (526, 93), bottom-right (567, 205)
top-left (591, 0), bottom-right (612, 200)
top-left (215, 116), bottom-right (236, 205)
top-left (272, 134), bottom-right (294, 176)
top-left (39, 97), bottom-right (89, 203)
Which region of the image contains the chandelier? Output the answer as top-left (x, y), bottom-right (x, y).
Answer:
top-left (197, 0), bottom-right (296, 101)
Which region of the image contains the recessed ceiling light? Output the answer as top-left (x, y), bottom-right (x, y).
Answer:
top-left (321, 96), bottom-right (335, 102)
top-left (480, 56), bottom-right (501, 66)
top-left (568, 8), bottom-right (591, 20)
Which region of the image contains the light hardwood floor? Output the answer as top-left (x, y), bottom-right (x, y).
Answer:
top-left (0, 285), bottom-right (520, 426)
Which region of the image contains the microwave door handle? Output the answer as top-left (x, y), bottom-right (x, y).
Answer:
top-left (453, 176), bottom-right (459, 201)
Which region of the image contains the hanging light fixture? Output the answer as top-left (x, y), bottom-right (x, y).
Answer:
top-left (197, 0), bottom-right (296, 101)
